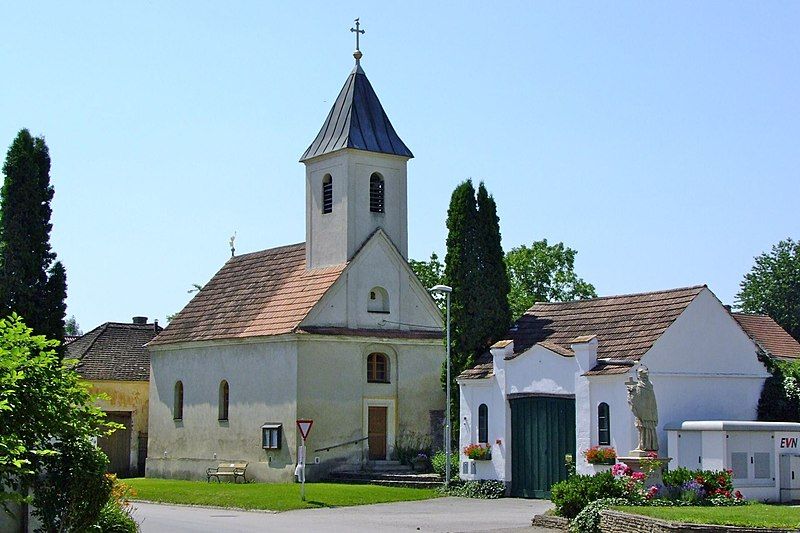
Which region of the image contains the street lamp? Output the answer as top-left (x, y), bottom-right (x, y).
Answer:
top-left (430, 284), bottom-right (453, 485)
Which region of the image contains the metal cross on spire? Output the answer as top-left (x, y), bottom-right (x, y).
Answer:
top-left (350, 18), bottom-right (365, 63)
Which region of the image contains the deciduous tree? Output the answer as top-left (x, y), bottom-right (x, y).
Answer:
top-left (736, 238), bottom-right (800, 341)
top-left (505, 239), bottom-right (597, 319)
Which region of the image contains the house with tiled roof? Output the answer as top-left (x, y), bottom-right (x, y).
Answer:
top-left (457, 285), bottom-right (772, 498)
top-left (145, 47), bottom-right (444, 482)
top-left (69, 316), bottom-right (162, 477)
top-left (731, 313), bottom-right (800, 361)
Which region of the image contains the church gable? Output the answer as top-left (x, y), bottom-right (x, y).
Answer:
top-left (301, 229), bottom-right (442, 334)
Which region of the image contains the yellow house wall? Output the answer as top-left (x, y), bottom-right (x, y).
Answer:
top-left (84, 379), bottom-right (149, 474)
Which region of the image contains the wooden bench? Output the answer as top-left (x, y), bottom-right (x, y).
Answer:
top-left (206, 462), bottom-right (248, 483)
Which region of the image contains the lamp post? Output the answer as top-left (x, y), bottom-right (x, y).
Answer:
top-left (430, 284), bottom-right (453, 485)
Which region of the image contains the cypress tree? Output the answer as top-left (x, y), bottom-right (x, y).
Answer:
top-left (475, 182), bottom-right (511, 344)
top-left (444, 180), bottom-right (482, 380)
top-left (0, 129), bottom-right (65, 345)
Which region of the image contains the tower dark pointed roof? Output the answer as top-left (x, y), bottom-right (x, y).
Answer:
top-left (300, 64), bottom-right (413, 162)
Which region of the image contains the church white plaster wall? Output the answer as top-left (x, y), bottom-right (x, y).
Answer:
top-left (146, 339), bottom-right (299, 482)
top-left (305, 149), bottom-right (408, 269)
top-left (296, 336), bottom-right (444, 479)
top-left (301, 231), bottom-right (442, 332)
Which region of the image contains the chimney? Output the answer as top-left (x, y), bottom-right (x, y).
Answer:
top-left (154, 319), bottom-right (159, 332)
top-left (132, 316), bottom-right (148, 325)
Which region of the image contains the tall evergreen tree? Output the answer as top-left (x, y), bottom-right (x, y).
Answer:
top-left (443, 180), bottom-right (482, 378)
top-left (475, 182), bottom-right (511, 344)
top-left (0, 129), bottom-right (66, 345)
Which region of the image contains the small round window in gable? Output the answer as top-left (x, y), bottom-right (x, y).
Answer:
top-left (368, 287), bottom-right (389, 313)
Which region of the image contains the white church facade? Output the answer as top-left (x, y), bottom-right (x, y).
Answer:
top-left (146, 52), bottom-right (445, 482)
top-left (456, 285), bottom-right (797, 498)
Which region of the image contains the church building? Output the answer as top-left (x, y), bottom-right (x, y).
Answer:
top-left (146, 45), bottom-right (445, 482)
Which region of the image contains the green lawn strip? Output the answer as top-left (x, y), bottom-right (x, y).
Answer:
top-left (612, 504), bottom-right (800, 530)
top-left (125, 478), bottom-right (438, 512)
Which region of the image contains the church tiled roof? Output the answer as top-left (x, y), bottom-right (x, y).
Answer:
top-left (300, 64), bottom-right (413, 162)
top-left (459, 285), bottom-right (707, 379)
top-left (70, 321), bottom-right (162, 381)
top-left (732, 313), bottom-right (800, 360)
top-left (149, 243), bottom-right (346, 347)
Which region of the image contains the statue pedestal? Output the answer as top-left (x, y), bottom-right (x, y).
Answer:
top-left (617, 455), bottom-right (671, 487)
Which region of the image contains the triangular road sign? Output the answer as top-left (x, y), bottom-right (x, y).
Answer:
top-left (296, 419), bottom-right (313, 440)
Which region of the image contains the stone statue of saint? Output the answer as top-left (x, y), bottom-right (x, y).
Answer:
top-left (626, 366), bottom-right (659, 453)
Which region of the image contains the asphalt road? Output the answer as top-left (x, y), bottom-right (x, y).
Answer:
top-left (133, 496), bottom-right (553, 532)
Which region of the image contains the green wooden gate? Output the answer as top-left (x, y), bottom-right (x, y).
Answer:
top-left (510, 395), bottom-right (575, 498)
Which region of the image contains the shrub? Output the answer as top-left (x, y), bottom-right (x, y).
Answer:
top-left (570, 497), bottom-right (629, 533)
top-left (440, 479), bottom-right (505, 499)
top-left (31, 438), bottom-right (113, 532)
top-left (551, 472), bottom-right (628, 519)
top-left (90, 475), bottom-right (138, 532)
top-left (392, 431), bottom-right (432, 466)
top-left (432, 450), bottom-right (459, 477)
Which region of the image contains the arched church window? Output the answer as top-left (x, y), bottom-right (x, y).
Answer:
top-left (174, 381), bottom-right (183, 420)
top-left (478, 404), bottom-right (489, 444)
top-left (367, 353), bottom-right (389, 383)
top-left (369, 173), bottom-right (384, 213)
top-left (598, 402), bottom-right (610, 445)
top-left (368, 286), bottom-right (389, 313)
top-left (322, 174), bottom-right (333, 214)
top-left (218, 380), bottom-right (229, 421)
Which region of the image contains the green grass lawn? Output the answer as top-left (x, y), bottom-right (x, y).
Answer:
top-left (124, 478), bottom-right (438, 512)
top-left (613, 504), bottom-right (800, 529)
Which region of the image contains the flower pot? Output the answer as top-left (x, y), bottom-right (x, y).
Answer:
top-left (590, 463), bottom-right (614, 474)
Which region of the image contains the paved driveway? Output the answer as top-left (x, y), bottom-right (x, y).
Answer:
top-left (133, 496), bottom-right (553, 532)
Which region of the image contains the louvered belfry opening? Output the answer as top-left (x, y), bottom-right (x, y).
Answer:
top-left (322, 174), bottom-right (333, 214)
top-left (370, 173), bottom-right (384, 213)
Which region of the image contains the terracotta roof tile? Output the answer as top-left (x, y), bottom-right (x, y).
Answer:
top-left (459, 285), bottom-right (705, 379)
top-left (69, 322), bottom-right (162, 381)
top-left (732, 313), bottom-right (800, 360)
top-left (149, 243), bottom-right (346, 347)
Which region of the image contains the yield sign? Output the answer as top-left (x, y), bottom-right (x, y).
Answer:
top-left (296, 419), bottom-right (313, 440)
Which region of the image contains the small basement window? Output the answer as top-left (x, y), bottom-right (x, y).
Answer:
top-left (262, 423), bottom-right (282, 450)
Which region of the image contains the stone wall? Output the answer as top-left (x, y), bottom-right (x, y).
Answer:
top-left (599, 510), bottom-right (795, 533)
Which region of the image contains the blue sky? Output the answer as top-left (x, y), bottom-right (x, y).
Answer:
top-left (1, 2), bottom-right (798, 330)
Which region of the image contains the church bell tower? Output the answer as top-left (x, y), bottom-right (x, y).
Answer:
top-left (300, 21), bottom-right (413, 270)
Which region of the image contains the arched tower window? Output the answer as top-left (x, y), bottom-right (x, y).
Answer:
top-left (369, 173), bottom-right (384, 213)
top-left (322, 174), bottom-right (333, 214)
top-left (598, 402), bottom-right (610, 445)
top-left (478, 404), bottom-right (489, 444)
top-left (173, 381), bottom-right (183, 420)
top-left (367, 353), bottom-right (389, 383)
top-left (368, 286), bottom-right (389, 313)
top-left (218, 380), bottom-right (229, 421)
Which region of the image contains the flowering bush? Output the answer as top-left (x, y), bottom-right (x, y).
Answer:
top-left (551, 465), bottom-right (745, 519)
top-left (463, 443), bottom-right (492, 460)
top-left (583, 446), bottom-right (617, 464)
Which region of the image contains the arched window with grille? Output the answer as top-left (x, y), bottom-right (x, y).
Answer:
top-left (369, 173), bottom-right (384, 213)
top-left (173, 381), bottom-right (184, 420)
top-left (478, 404), bottom-right (489, 444)
top-left (322, 174), bottom-right (333, 214)
top-left (598, 402), bottom-right (610, 445)
top-left (218, 380), bottom-right (229, 421)
top-left (367, 352), bottom-right (389, 383)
